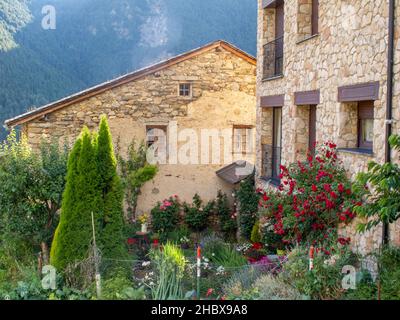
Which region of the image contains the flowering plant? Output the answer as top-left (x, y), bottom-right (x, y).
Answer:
top-left (151, 196), bottom-right (181, 240)
top-left (138, 213), bottom-right (149, 225)
top-left (259, 142), bottom-right (359, 248)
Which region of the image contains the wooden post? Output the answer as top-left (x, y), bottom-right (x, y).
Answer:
top-left (196, 246), bottom-right (201, 300)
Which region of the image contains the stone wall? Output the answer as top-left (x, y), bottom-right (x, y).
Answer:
top-left (22, 46), bottom-right (256, 215)
top-left (256, 0), bottom-right (400, 254)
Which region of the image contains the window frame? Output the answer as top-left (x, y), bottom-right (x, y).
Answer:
top-left (357, 101), bottom-right (374, 151)
top-left (232, 125), bottom-right (253, 155)
top-left (178, 83), bottom-right (192, 97)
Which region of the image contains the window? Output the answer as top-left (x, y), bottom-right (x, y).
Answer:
top-left (358, 101), bottom-right (374, 150)
top-left (179, 83), bottom-right (191, 97)
top-left (297, 0), bottom-right (318, 41)
top-left (146, 125), bottom-right (167, 158)
top-left (272, 107), bottom-right (282, 180)
top-left (233, 126), bottom-right (252, 154)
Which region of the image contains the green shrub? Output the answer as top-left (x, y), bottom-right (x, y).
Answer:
top-left (151, 196), bottom-right (181, 242)
top-left (236, 176), bottom-right (259, 240)
top-left (215, 191), bottom-right (237, 240)
top-left (250, 221), bottom-right (261, 243)
top-left (279, 245), bottom-right (358, 300)
top-left (102, 270), bottom-right (146, 300)
top-left (184, 194), bottom-right (213, 232)
top-left (379, 246), bottom-right (400, 300)
top-left (51, 117), bottom-right (128, 271)
top-left (150, 242), bottom-right (186, 300)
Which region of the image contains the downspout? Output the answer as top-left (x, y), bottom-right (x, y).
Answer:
top-left (383, 0), bottom-right (395, 245)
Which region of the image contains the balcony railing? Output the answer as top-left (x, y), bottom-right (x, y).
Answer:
top-left (262, 144), bottom-right (282, 182)
top-left (262, 36), bottom-right (283, 79)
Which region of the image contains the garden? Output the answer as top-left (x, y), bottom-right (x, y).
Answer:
top-left (0, 116), bottom-right (399, 300)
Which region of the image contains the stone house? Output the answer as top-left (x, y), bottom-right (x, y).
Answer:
top-left (256, 0), bottom-right (400, 254)
top-left (5, 40), bottom-right (257, 215)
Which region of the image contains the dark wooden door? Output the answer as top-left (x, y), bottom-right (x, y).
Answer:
top-left (309, 105), bottom-right (317, 154)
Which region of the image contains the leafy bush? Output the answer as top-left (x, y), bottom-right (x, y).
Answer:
top-left (378, 246), bottom-right (400, 300)
top-left (117, 139), bottom-right (158, 221)
top-left (236, 176), bottom-right (259, 240)
top-left (0, 131), bottom-right (68, 251)
top-left (352, 135), bottom-right (400, 231)
top-left (259, 142), bottom-right (357, 247)
top-left (150, 242), bottom-right (186, 300)
top-left (215, 191), bottom-right (237, 240)
top-left (184, 194), bottom-right (213, 232)
top-left (151, 196), bottom-right (181, 242)
top-left (279, 245), bottom-right (358, 300)
top-left (102, 270), bottom-right (146, 300)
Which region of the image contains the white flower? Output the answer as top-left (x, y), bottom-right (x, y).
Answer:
top-left (142, 261), bottom-right (151, 267)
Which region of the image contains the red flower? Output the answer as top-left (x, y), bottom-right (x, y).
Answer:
top-left (338, 184), bottom-right (345, 193)
top-left (311, 184), bottom-right (317, 192)
top-left (252, 242), bottom-right (263, 250)
top-left (338, 237), bottom-right (351, 245)
top-left (127, 238), bottom-right (136, 245)
top-left (263, 193), bottom-right (269, 201)
top-left (206, 288), bottom-right (214, 297)
top-left (323, 184), bottom-right (332, 192)
top-left (330, 191), bottom-right (338, 199)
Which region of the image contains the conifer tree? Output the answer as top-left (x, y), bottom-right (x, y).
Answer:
top-left (50, 136), bottom-right (82, 270)
top-left (97, 116), bottom-right (126, 259)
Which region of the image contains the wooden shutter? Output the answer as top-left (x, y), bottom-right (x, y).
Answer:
top-left (311, 0), bottom-right (319, 35)
top-left (275, 3), bottom-right (284, 38)
top-left (309, 105), bottom-right (317, 154)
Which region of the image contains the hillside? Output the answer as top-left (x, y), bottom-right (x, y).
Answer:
top-left (0, 0), bottom-right (257, 140)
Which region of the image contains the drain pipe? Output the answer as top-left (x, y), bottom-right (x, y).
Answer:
top-left (383, 0), bottom-right (396, 245)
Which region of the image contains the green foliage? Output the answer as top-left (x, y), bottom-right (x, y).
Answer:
top-left (222, 266), bottom-right (262, 299)
top-left (118, 139), bottom-right (157, 220)
top-left (0, 131), bottom-right (68, 248)
top-left (203, 241), bottom-right (247, 268)
top-left (151, 196), bottom-right (181, 241)
top-left (279, 245), bottom-right (358, 300)
top-left (150, 242), bottom-right (186, 300)
top-left (51, 118), bottom-right (127, 271)
top-left (184, 194), bottom-right (213, 232)
top-left (343, 271), bottom-right (377, 300)
top-left (97, 116), bottom-right (126, 261)
top-left (101, 270), bottom-right (146, 300)
top-left (250, 221), bottom-right (261, 243)
top-left (0, 0), bottom-right (32, 52)
top-left (353, 135), bottom-right (400, 232)
top-left (236, 176), bottom-right (259, 240)
top-left (215, 191), bottom-right (237, 240)
top-left (51, 128), bottom-right (99, 270)
top-left (378, 246), bottom-right (400, 300)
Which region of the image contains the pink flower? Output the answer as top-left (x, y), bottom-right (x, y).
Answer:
top-left (206, 288), bottom-right (214, 297)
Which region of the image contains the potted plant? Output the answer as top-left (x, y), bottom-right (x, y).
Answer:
top-left (138, 213), bottom-right (149, 233)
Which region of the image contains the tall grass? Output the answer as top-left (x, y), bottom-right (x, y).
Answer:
top-left (150, 242), bottom-right (186, 300)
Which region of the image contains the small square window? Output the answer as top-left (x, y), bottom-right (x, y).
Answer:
top-left (179, 83), bottom-right (191, 97)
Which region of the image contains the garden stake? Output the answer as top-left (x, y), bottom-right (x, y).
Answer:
top-left (309, 245), bottom-right (315, 271)
top-left (197, 246), bottom-right (201, 300)
top-left (91, 212), bottom-right (102, 299)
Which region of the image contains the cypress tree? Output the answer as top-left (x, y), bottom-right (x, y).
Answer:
top-left (50, 135), bottom-right (82, 270)
top-left (50, 128), bottom-right (101, 270)
top-left (97, 115), bottom-right (126, 260)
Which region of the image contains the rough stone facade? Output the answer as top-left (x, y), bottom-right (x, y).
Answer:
top-left (256, 0), bottom-right (400, 255)
top-left (14, 43), bottom-right (256, 215)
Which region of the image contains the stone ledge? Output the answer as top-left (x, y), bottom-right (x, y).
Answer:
top-left (261, 74), bottom-right (284, 82)
top-left (337, 147), bottom-right (374, 157)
